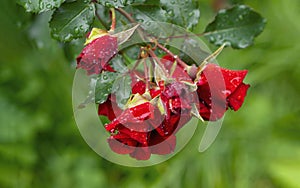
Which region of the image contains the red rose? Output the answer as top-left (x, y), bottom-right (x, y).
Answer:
top-left (197, 64), bottom-right (250, 121)
top-left (76, 35), bottom-right (117, 75)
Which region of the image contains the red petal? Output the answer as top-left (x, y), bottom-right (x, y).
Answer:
top-left (149, 133), bottom-right (176, 155)
top-left (76, 35), bottom-right (118, 75)
top-left (150, 87), bottom-right (162, 98)
top-left (117, 126), bottom-right (149, 145)
top-left (161, 55), bottom-right (191, 81)
top-left (129, 145), bottom-right (151, 160)
top-left (228, 83), bottom-right (250, 111)
top-left (198, 101), bottom-right (226, 121)
top-left (132, 80), bottom-right (146, 94)
top-left (129, 102), bottom-right (154, 120)
top-left (107, 137), bottom-right (136, 154)
top-left (98, 95), bottom-right (122, 121)
top-left (197, 64), bottom-right (249, 121)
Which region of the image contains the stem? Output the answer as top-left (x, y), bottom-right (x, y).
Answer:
top-left (143, 59), bottom-right (149, 91)
top-left (154, 31), bottom-right (214, 41)
top-left (131, 59), bottom-right (142, 71)
top-left (116, 8), bottom-right (137, 24)
top-left (115, 8), bottom-right (146, 41)
top-left (110, 8), bottom-right (116, 31)
top-left (156, 43), bottom-right (189, 70)
top-left (148, 50), bottom-right (169, 77)
top-left (116, 8), bottom-right (189, 70)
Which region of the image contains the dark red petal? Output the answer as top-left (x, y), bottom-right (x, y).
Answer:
top-left (221, 69), bottom-right (248, 95)
top-left (161, 55), bottom-right (191, 81)
top-left (156, 114), bottom-right (180, 136)
top-left (98, 95), bottom-right (122, 121)
top-left (132, 80), bottom-right (146, 94)
top-left (228, 83), bottom-right (250, 111)
top-left (129, 102), bottom-right (154, 120)
top-left (198, 101), bottom-right (226, 121)
top-left (149, 133), bottom-right (176, 155)
top-left (117, 126), bottom-right (149, 145)
top-left (129, 145), bottom-right (151, 160)
top-left (197, 64), bottom-right (249, 121)
top-left (161, 54), bottom-right (175, 62)
top-left (105, 119), bottom-right (120, 132)
top-left (76, 35), bottom-right (118, 75)
top-left (107, 137), bottom-right (136, 154)
top-left (149, 87), bottom-right (162, 98)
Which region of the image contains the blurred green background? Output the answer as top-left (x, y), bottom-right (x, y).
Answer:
top-left (1, 0), bottom-right (300, 187)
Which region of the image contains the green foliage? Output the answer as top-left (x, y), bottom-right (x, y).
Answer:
top-left (97, 0), bottom-right (146, 8)
top-left (17, 0), bottom-right (64, 13)
top-left (112, 74), bottom-right (132, 109)
top-left (205, 5), bottom-right (266, 49)
top-left (125, 4), bottom-right (167, 31)
top-left (95, 71), bottom-right (118, 104)
top-left (49, 1), bottom-right (95, 42)
top-left (160, 0), bottom-right (200, 29)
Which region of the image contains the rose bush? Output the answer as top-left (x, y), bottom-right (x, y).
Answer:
top-left (95, 54), bottom-right (249, 160)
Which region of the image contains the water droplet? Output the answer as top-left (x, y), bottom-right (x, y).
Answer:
top-left (238, 39), bottom-right (248, 48)
top-left (222, 90), bottom-right (231, 96)
top-left (188, 12), bottom-right (194, 17)
top-left (102, 75), bottom-right (108, 80)
top-left (74, 27), bottom-right (80, 34)
top-left (167, 10), bottom-right (174, 17)
top-left (28, 0), bottom-right (32, 4)
top-left (238, 15), bottom-right (243, 20)
top-left (230, 77), bottom-right (241, 87)
top-left (46, 4), bottom-right (52, 9)
top-left (137, 19), bottom-right (144, 23)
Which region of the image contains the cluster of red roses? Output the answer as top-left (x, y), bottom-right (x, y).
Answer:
top-left (77, 33), bottom-right (250, 160)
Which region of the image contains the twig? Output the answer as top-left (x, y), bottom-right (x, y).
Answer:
top-left (156, 43), bottom-right (189, 70)
top-left (110, 8), bottom-right (116, 31)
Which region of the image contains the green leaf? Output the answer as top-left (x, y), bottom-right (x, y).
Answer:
top-left (160, 0), bottom-right (200, 30)
top-left (180, 38), bottom-right (210, 65)
top-left (17, 0), bottom-right (65, 13)
top-left (204, 5), bottom-right (266, 49)
top-left (111, 55), bottom-right (128, 73)
top-left (95, 72), bottom-right (118, 104)
top-left (125, 3), bottom-right (167, 34)
top-left (97, 0), bottom-right (146, 8)
top-left (112, 74), bottom-right (132, 109)
top-left (49, 1), bottom-right (95, 42)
